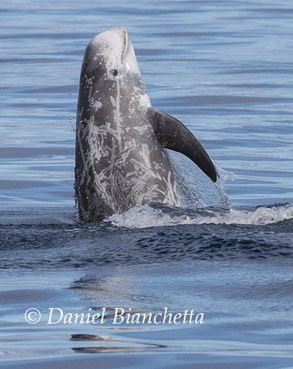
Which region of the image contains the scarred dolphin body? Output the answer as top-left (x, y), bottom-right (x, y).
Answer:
top-left (75, 27), bottom-right (217, 222)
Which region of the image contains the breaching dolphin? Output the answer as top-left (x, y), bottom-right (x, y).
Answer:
top-left (75, 26), bottom-right (217, 222)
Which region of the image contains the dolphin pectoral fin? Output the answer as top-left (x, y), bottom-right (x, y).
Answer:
top-left (148, 107), bottom-right (217, 182)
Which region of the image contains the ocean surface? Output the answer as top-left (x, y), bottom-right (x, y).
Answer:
top-left (0, 0), bottom-right (293, 368)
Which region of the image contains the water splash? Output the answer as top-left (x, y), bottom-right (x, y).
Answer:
top-left (167, 150), bottom-right (232, 210)
top-left (107, 151), bottom-right (292, 229)
top-left (66, 112), bottom-right (75, 133)
top-left (107, 203), bottom-right (293, 229)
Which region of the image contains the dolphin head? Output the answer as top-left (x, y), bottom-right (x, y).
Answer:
top-left (78, 26), bottom-right (150, 113)
top-left (81, 26), bottom-right (142, 82)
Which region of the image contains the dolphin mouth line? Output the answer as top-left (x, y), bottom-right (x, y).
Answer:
top-left (121, 28), bottom-right (129, 61)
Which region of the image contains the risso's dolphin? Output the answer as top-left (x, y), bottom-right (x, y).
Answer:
top-left (75, 26), bottom-right (217, 222)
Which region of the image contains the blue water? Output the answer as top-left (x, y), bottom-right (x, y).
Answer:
top-left (0, 1), bottom-right (293, 368)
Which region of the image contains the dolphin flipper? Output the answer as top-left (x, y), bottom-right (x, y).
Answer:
top-left (148, 107), bottom-right (217, 182)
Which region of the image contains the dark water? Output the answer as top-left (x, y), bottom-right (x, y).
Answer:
top-left (0, 0), bottom-right (293, 368)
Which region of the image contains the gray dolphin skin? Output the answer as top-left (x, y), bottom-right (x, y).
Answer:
top-left (75, 26), bottom-right (217, 222)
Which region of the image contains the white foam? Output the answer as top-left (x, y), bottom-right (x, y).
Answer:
top-left (107, 203), bottom-right (293, 229)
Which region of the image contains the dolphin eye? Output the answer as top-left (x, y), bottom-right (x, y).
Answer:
top-left (111, 69), bottom-right (118, 77)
